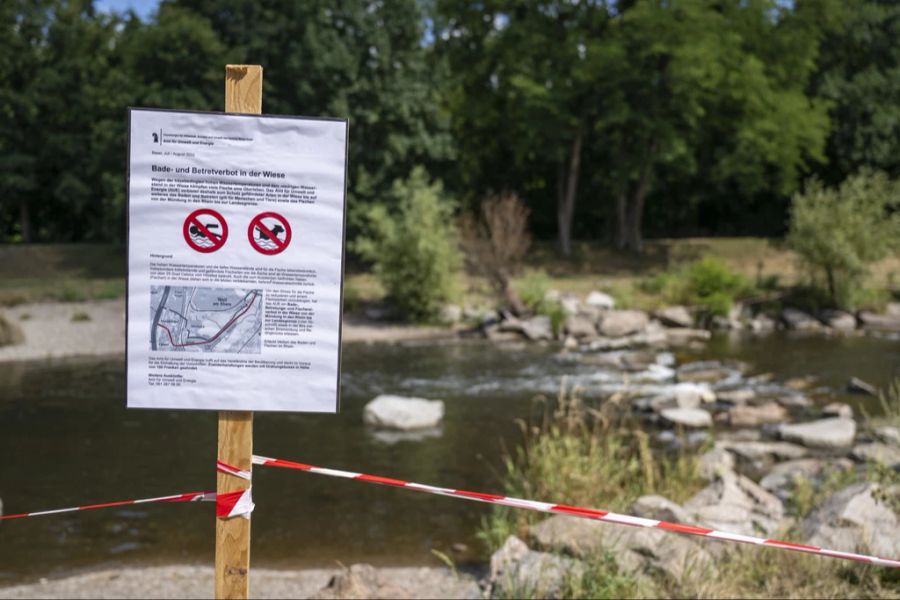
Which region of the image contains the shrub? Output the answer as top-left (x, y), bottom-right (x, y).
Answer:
top-left (460, 192), bottom-right (531, 314)
top-left (640, 256), bottom-right (751, 316)
top-left (789, 171), bottom-right (900, 309)
top-left (516, 270), bottom-right (566, 334)
top-left (355, 168), bottom-right (461, 321)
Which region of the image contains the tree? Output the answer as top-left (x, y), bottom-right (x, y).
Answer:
top-left (171, 0), bottom-right (452, 233)
top-left (813, 0), bottom-right (900, 181)
top-left (434, 1), bottom-right (616, 256)
top-left (600, 0), bottom-right (830, 253)
top-left (355, 168), bottom-right (461, 321)
top-left (788, 171), bottom-right (900, 307)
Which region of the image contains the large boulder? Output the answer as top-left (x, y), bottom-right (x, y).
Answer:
top-left (778, 418), bottom-right (856, 449)
top-left (758, 458), bottom-right (853, 502)
top-left (629, 495), bottom-right (691, 524)
top-left (585, 291), bottom-right (616, 310)
top-left (720, 402), bottom-right (787, 428)
top-left (598, 310), bottom-right (649, 338)
top-left (363, 395), bottom-right (444, 431)
top-left (801, 483), bottom-right (899, 558)
top-left (851, 443), bottom-right (900, 469)
top-left (781, 308), bottom-right (823, 331)
top-left (818, 309), bottom-right (856, 331)
top-left (655, 306), bottom-right (693, 328)
top-left (521, 315), bottom-right (554, 341)
top-left (489, 535), bottom-right (581, 599)
top-left (564, 314), bottom-right (597, 339)
top-left (671, 382), bottom-right (716, 409)
top-left (528, 515), bottom-right (714, 581)
top-left (683, 471), bottom-right (785, 537)
top-left (858, 311), bottom-right (900, 333)
top-left (660, 408), bottom-right (713, 428)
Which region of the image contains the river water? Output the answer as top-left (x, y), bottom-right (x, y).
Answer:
top-left (0, 333), bottom-right (898, 584)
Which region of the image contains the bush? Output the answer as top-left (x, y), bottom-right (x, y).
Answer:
top-left (789, 171), bottom-right (900, 309)
top-left (640, 257), bottom-right (751, 316)
top-left (460, 193), bottom-right (531, 314)
top-left (516, 270), bottom-right (566, 334)
top-left (355, 168), bottom-right (461, 321)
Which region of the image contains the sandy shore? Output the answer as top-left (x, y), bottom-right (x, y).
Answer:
top-left (0, 565), bottom-right (481, 599)
top-left (0, 299), bottom-right (459, 363)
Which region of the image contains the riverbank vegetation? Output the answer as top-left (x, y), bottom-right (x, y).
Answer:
top-left (482, 380), bottom-right (900, 599)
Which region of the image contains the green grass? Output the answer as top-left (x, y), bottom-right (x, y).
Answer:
top-left (478, 382), bottom-right (706, 553)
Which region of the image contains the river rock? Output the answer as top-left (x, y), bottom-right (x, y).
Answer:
top-left (684, 471), bottom-right (785, 537)
top-left (521, 315), bottom-right (554, 341)
top-left (801, 483), bottom-right (899, 558)
top-left (629, 495), bottom-right (691, 524)
top-left (875, 426), bottom-right (900, 446)
top-left (528, 515), bottom-right (714, 581)
top-left (585, 291), bottom-right (616, 310)
top-left (313, 564), bottom-right (409, 599)
top-left (858, 311), bottom-right (900, 332)
top-left (749, 314), bottom-right (777, 332)
top-left (664, 328), bottom-right (712, 345)
top-left (698, 446), bottom-right (736, 480)
top-left (851, 443), bottom-right (900, 468)
top-left (0, 314), bottom-right (25, 347)
top-left (778, 418), bottom-right (856, 449)
top-left (720, 441), bottom-right (809, 477)
top-left (672, 382), bottom-right (716, 408)
top-left (819, 309), bottom-right (856, 331)
top-left (363, 395), bottom-right (445, 431)
top-left (716, 389), bottom-right (756, 405)
top-left (676, 361), bottom-right (734, 384)
top-left (757, 458), bottom-right (855, 501)
top-left (655, 306), bottom-right (693, 328)
top-left (489, 535), bottom-right (581, 599)
top-left (438, 304), bottom-right (463, 324)
top-left (774, 394), bottom-right (813, 409)
top-left (721, 402), bottom-right (787, 428)
top-left (660, 407), bottom-right (712, 428)
top-left (781, 308), bottom-right (823, 331)
top-left (846, 376), bottom-right (878, 396)
top-left (822, 402), bottom-right (853, 419)
top-left (564, 314), bottom-right (597, 338)
top-left (598, 310), bottom-right (648, 338)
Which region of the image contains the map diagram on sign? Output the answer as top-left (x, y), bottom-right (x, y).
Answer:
top-left (150, 286), bottom-right (262, 354)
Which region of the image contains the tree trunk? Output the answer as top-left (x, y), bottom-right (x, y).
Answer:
top-left (615, 191), bottom-right (628, 250)
top-left (19, 198), bottom-right (31, 243)
top-left (620, 140), bottom-right (657, 254)
top-left (826, 267), bottom-right (837, 306)
top-left (557, 125), bottom-right (584, 257)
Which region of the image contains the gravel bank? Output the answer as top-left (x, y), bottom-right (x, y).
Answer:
top-left (0, 299), bottom-right (125, 362)
top-left (0, 565), bottom-right (480, 599)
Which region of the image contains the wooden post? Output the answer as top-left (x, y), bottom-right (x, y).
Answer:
top-left (216, 64), bottom-right (262, 600)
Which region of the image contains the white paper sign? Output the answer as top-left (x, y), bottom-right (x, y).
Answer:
top-left (126, 108), bottom-right (348, 412)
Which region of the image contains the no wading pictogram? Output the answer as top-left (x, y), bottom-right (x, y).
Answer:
top-left (248, 211), bottom-right (291, 255)
top-left (183, 208), bottom-right (228, 253)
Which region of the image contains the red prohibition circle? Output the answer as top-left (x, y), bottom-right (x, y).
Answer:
top-left (248, 211), bottom-right (292, 255)
top-left (183, 208), bottom-right (228, 253)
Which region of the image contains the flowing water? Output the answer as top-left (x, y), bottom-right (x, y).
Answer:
top-left (0, 333), bottom-right (898, 584)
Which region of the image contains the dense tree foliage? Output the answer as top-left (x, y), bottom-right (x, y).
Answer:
top-left (0, 0), bottom-right (897, 253)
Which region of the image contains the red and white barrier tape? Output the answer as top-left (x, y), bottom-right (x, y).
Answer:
top-left (0, 490), bottom-right (214, 521)
top-left (252, 454), bottom-right (900, 569)
top-left (215, 460), bottom-right (254, 519)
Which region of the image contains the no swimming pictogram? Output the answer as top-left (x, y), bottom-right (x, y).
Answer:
top-left (183, 208), bottom-right (228, 253)
top-left (248, 211), bottom-right (292, 255)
